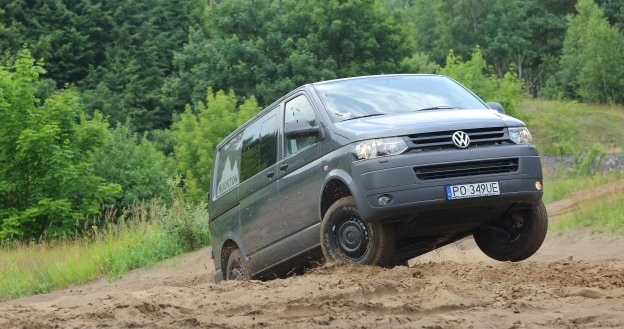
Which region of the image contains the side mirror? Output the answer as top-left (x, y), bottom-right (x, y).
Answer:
top-left (486, 102), bottom-right (505, 114)
top-left (284, 120), bottom-right (322, 139)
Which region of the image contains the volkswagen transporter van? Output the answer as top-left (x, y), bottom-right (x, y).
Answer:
top-left (208, 74), bottom-right (548, 282)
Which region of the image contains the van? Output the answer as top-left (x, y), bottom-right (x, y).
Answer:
top-left (208, 74), bottom-right (547, 282)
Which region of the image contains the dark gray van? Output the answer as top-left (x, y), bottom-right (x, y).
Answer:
top-left (209, 74), bottom-right (547, 282)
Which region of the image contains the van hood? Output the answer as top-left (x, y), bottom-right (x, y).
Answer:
top-left (331, 109), bottom-right (525, 141)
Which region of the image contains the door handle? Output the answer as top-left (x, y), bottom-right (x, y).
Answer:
top-left (267, 171), bottom-right (275, 179)
top-left (279, 164), bottom-right (289, 171)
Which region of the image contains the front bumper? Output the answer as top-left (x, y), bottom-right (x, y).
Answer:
top-left (350, 145), bottom-right (543, 223)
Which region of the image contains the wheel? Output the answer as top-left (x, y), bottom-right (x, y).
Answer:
top-left (473, 201), bottom-right (548, 262)
top-left (321, 196), bottom-right (395, 266)
top-left (225, 249), bottom-right (250, 280)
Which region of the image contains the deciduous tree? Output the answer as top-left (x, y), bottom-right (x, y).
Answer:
top-left (0, 51), bottom-right (120, 239)
top-left (553, 0), bottom-right (624, 103)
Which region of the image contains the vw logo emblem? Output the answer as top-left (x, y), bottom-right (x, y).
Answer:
top-left (452, 131), bottom-right (470, 148)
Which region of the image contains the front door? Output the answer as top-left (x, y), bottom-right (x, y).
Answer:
top-left (277, 93), bottom-right (323, 250)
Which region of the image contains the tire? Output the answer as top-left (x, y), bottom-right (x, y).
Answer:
top-left (474, 201), bottom-right (548, 262)
top-left (225, 249), bottom-right (251, 281)
top-left (321, 196), bottom-right (395, 266)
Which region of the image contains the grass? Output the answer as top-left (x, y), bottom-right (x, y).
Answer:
top-left (518, 99), bottom-right (624, 155)
top-left (0, 199), bottom-right (210, 301)
top-left (551, 190), bottom-right (624, 235)
top-left (543, 171), bottom-right (623, 204)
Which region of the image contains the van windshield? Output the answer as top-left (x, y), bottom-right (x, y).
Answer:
top-left (313, 75), bottom-right (488, 122)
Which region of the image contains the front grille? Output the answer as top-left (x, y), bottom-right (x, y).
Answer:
top-left (405, 127), bottom-right (510, 152)
top-left (414, 158), bottom-right (519, 180)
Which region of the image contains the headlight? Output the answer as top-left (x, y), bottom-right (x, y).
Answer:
top-left (354, 138), bottom-right (408, 160)
top-left (509, 127), bottom-right (532, 144)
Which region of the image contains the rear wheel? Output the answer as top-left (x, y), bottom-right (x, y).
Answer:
top-left (321, 196), bottom-right (395, 266)
top-left (474, 201), bottom-right (548, 262)
top-left (225, 249), bottom-right (250, 281)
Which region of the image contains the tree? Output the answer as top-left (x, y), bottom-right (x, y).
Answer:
top-left (0, 50), bottom-right (120, 240)
top-left (439, 48), bottom-right (523, 117)
top-left (92, 124), bottom-right (177, 210)
top-left (391, 0), bottom-right (573, 95)
top-left (596, 0), bottom-right (624, 30)
top-left (162, 0), bottom-right (411, 111)
top-left (0, 0), bottom-right (205, 131)
top-left (552, 0), bottom-right (624, 103)
top-left (78, 0), bottom-right (206, 131)
top-left (172, 89), bottom-right (259, 201)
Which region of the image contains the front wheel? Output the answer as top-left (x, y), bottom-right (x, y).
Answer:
top-left (225, 249), bottom-right (251, 281)
top-left (321, 196), bottom-right (395, 266)
top-left (474, 201), bottom-right (548, 262)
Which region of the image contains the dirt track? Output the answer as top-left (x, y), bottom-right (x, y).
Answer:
top-left (2, 183), bottom-right (624, 329)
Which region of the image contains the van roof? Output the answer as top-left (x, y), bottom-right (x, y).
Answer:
top-left (311, 73), bottom-right (442, 86)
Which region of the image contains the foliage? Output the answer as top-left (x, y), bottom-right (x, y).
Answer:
top-left (391, 0), bottom-right (574, 95)
top-left (157, 177), bottom-right (210, 251)
top-left (596, 0), bottom-right (624, 31)
top-left (438, 48), bottom-right (524, 117)
top-left (2, 0), bottom-right (623, 134)
top-left (0, 50), bottom-right (120, 240)
top-left (399, 53), bottom-right (437, 73)
top-left (93, 124), bottom-right (177, 210)
top-left (547, 0), bottom-right (624, 103)
top-left (0, 195), bottom-right (209, 301)
top-left (162, 0), bottom-right (412, 110)
top-left (172, 89), bottom-right (259, 201)
top-left (0, 0), bottom-right (205, 131)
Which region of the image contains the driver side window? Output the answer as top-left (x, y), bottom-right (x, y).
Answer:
top-left (284, 95), bottom-right (318, 156)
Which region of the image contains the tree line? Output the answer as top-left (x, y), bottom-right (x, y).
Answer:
top-left (2, 0), bottom-right (622, 131)
top-left (1, 0), bottom-right (623, 240)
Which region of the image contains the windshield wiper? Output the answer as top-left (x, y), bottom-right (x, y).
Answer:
top-left (413, 106), bottom-right (461, 111)
top-left (342, 113), bottom-right (386, 121)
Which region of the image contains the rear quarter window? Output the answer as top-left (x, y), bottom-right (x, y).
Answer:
top-left (214, 133), bottom-right (242, 198)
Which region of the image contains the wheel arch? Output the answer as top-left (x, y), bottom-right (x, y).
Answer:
top-left (320, 170), bottom-right (354, 220)
top-left (220, 239), bottom-right (241, 273)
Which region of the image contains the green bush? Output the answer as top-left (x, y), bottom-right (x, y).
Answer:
top-left (438, 48), bottom-right (524, 118)
top-left (93, 124), bottom-right (177, 210)
top-left (0, 50), bottom-right (121, 240)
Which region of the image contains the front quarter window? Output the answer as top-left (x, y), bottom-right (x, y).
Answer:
top-left (284, 95), bottom-right (318, 156)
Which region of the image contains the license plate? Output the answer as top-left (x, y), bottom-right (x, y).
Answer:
top-left (446, 182), bottom-right (500, 200)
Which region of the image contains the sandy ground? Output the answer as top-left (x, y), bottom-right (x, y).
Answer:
top-left (1, 182), bottom-right (624, 329)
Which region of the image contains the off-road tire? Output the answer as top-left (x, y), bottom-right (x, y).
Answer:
top-left (474, 201), bottom-right (548, 262)
top-left (321, 196), bottom-right (395, 266)
top-left (225, 249), bottom-right (251, 281)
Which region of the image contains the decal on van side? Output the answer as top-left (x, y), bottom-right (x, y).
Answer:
top-left (217, 157), bottom-right (239, 197)
top-left (215, 134), bottom-right (242, 198)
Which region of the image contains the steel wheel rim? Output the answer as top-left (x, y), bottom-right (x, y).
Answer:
top-left (335, 215), bottom-right (369, 260)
